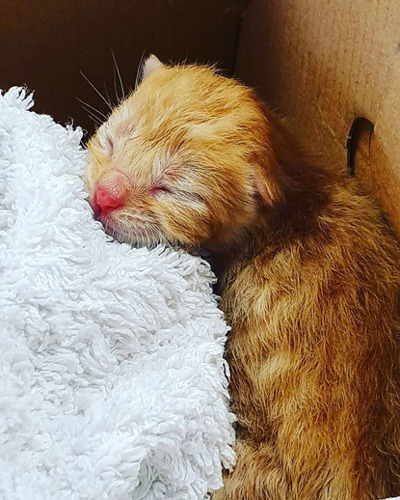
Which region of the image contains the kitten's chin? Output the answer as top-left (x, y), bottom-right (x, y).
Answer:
top-left (100, 219), bottom-right (167, 249)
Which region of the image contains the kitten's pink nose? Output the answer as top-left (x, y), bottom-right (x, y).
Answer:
top-left (94, 186), bottom-right (124, 213)
top-left (93, 171), bottom-right (130, 216)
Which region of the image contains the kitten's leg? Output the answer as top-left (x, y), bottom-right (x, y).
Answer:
top-left (212, 438), bottom-right (291, 500)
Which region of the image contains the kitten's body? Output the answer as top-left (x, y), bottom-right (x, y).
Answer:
top-left (216, 134), bottom-right (400, 499)
top-left (84, 57), bottom-right (400, 499)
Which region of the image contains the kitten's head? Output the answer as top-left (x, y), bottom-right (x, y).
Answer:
top-left (83, 55), bottom-right (283, 251)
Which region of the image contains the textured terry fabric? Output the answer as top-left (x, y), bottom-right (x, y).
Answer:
top-left (0, 88), bottom-right (235, 500)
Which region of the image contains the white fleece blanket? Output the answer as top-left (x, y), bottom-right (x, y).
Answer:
top-left (0, 88), bottom-right (235, 500)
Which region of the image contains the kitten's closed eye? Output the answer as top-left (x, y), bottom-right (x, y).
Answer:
top-left (149, 185), bottom-right (172, 195)
top-left (148, 184), bottom-right (204, 205)
top-left (98, 134), bottom-right (114, 156)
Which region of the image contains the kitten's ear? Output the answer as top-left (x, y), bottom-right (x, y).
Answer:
top-left (141, 55), bottom-right (164, 81)
top-left (254, 155), bottom-right (284, 206)
top-left (253, 109), bottom-right (289, 206)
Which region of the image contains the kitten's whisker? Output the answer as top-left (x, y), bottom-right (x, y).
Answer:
top-left (103, 83), bottom-right (113, 109)
top-left (112, 51), bottom-right (126, 102)
top-left (81, 105), bottom-right (104, 126)
top-left (113, 67), bottom-right (120, 105)
top-left (80, 71), bottom-right (114, 112)
top-left (77, 98), bottom-right (109, 121)
top-left (135, 50), bottom-right (147, 90)
top-left (86, 112), bottom-right (102, 127)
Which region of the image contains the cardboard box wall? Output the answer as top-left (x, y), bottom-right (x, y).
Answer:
top-left (236, 0), bottom-right (400, 235)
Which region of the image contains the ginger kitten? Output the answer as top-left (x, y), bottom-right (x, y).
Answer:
top-left (83, 56), bottom-right (400, 499)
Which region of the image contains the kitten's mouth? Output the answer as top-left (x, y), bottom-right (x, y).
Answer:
top-left (89, 201), bottom-right (120, 236)
top-left (88, 200), bottom-right (102, 221)
top-left (89, 201), bottom-right (118, 228)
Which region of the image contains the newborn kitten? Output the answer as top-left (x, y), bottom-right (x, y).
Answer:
top-left (83, 56), bottom-right (400, 499)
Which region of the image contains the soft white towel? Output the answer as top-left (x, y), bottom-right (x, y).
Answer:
top-left (0, 87), bottom-right (235, 500)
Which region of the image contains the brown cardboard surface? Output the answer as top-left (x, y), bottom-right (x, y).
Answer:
top-left (236, 0), bottom-right (400, 235)
top-left (0, 0), bottom-right (244, 136)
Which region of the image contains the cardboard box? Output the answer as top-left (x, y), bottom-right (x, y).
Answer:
top-left (236, 0), bottom-right (400, 235)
